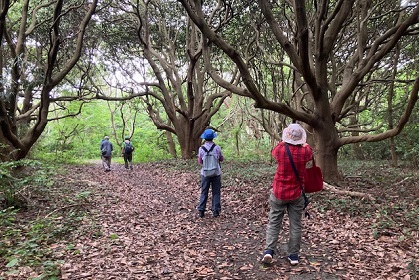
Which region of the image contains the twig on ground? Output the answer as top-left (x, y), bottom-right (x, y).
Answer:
top-left (396, 177), bottom-right (411, 185)
top-left (71, 274), bottom-right (93, 279)
top-left (44, 203), bottom-right (83, 218)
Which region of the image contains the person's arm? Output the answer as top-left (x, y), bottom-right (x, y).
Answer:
top-left (197, 147), bottom-right (203, 164)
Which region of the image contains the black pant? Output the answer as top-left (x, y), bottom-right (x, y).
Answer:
top-left (123, 153), bottom-right (133, 169)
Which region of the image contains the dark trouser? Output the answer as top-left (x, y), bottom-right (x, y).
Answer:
top-left (197, 175), bottom-right (221, 214)
top-left (102, 156), bottom-right (111, 170)
top-left (123, 153), bottom-right (133, 169)
top-left (265, 191), bottom-right (304, 256)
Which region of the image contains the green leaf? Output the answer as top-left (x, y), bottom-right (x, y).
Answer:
top-left (6, 258), bottom-right (19, 267)
top-left (109, 233), bottom-right (118, 240)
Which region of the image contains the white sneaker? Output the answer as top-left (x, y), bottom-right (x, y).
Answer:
top-left (288, 255), bottom-right (299, 265)
top-left (261, 253), bottom-right (273, 264)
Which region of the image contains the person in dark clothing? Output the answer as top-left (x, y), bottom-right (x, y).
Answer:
top-left (100, 136), bottom-right (113, 171)
top-left (121, 136), bottom-right (134, 170)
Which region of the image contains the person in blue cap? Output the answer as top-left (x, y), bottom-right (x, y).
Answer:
top-left (196, 128), bottom-right (224, 218)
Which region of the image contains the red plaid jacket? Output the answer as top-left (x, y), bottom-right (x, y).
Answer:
top-left (271, 142), bottom-right (313, 200)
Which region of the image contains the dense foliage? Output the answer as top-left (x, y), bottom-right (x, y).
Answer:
top-left (32, 101), bottom-right (173, 163)
top-left (28, 94), bottom-right (418, 167)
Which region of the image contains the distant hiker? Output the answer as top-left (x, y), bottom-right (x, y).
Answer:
top-left (100, 136), bottom-right (113, 172)
top-left (197, 128), bottom-right (224, 218)
top-left (261, 123), bottom-right (313, 266)
top-left (121, 136), bottom-right (134, 170)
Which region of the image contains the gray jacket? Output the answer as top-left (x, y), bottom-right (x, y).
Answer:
top-left (100, 140), bottom-right (113, 157)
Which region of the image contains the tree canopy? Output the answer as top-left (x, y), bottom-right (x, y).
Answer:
top-left (0, 0), bottom-right (99, 160)
top-left (178, 0), bottom-right (419, 180)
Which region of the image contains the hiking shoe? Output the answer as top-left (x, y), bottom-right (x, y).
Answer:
top-left (213, 211), bottom-right (219, 218)
top-left (288, 254), bottom-right (299, 265)
top-left (198, 211), bottom-right (204, 218)
top-left (261, 250), bottom-right (274, 264)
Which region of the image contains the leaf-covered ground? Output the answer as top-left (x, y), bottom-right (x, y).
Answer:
top-left (1, 160), bottom-right (418, 279)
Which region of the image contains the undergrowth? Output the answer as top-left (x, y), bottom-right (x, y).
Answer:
top-left (0, 161), bottom-right (92, 279)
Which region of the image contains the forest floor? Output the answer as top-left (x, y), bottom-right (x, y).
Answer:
top-left (1, 160), bottom-right (418, 279)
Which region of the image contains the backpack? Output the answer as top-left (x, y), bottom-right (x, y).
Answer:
top-left (124, 142), bottom-right (134, 154)
top-left (201, 144), bottom-right (219, 177)
top-left (101, 141), bottom-right (110, 157)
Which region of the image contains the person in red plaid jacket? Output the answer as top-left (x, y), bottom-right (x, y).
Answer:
top-left (262, 123), bottom-right (313, 266)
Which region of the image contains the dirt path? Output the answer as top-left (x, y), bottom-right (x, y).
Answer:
top-left (55, 163), bottom-right (417, 280)
top-left (59, 163), bottom-right (269, 279)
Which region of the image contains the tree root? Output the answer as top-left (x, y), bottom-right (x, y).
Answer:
top-left (322, 182), bottom-right (375, 201)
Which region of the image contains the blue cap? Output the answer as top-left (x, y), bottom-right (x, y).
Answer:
top-left (200, 129), bottom-right (217, 140)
